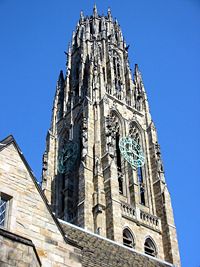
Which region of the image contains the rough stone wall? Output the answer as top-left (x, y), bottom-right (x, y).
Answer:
top-left (60, 220), bottom-right (174, 267)
top-left (0, 229), bottom-right (41, 267)
top-left (0, 141), bottom-right (82, 267)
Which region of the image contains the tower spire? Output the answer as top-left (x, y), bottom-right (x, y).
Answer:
top-left (80, 10), bottom-right (84, 22)
top-left (42, 8), bottom-right (181, 267)
top-left (93, 4), bottom-right (98, 18)
top-left (107, 7), bottom-right (112, 20)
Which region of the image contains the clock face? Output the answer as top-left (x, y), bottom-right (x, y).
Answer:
top-left (119, 137), bottom-right (145, 169)
top-left (58, 140), bottom-right (78, 174)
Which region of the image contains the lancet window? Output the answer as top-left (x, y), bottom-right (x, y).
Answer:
top-left (129, 122), bottom-right (146, 206)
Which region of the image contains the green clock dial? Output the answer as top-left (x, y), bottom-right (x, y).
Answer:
top-left (58, 140), bottom-right (78, 174)
top-left (119, 137), bottom-right (145, 169)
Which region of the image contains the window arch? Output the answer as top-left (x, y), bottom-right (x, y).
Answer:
top-left (129, 122), bottom-right (146, 205)
top-left (123, 228), bottom-right (135, 248)
top-left (144, 237), bottom-right (157, 257)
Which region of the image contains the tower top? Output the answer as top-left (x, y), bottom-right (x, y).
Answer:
top-left (93, 4), bottom-right (98, 18)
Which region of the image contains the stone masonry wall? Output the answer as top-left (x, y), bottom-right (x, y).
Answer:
top-left (0, 140), bottom-right (82, 267)
top-left (0, 228), bottom-right (41, 267)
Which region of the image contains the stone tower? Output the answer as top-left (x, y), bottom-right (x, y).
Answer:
top-left (42, 6), bottom-right (180, 266)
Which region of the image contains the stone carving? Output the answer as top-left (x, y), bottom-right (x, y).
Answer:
top-left (81, 117), bottom-right (88, 161)
top-left (155, 142), bottom-right (165, 181)
top-left (93, 65), bottom-right (98, 89)
top-left (134, 86), bottom-right (143, 111)
top-left (129, 122), bottom-right (140, 144)
top-left (94, 157), bottom-right (100, 176)
top-left (105, 113), bottom-right (119, 158)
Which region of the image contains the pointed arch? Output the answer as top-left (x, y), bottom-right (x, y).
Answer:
top-left (123, 227), bottom-right (135, 249)
top-left (144, 236), bottom-right (157, 257)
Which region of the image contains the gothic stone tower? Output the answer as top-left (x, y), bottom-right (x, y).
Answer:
top-left (42, 6), bottom-right (180, 266)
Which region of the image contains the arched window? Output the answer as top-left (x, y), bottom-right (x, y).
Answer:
top-left (123, 228), bottom-right (135, 248)
top-left (129, 123), bottom-right (146, 205)
top-left (144, 237), bottom-right (157, 257)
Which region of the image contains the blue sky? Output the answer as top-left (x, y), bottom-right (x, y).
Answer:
top-left (0, 1), bottom-right (200, 266)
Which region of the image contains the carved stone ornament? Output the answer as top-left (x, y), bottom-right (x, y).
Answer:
top-left (81, 117), bottom-right (88, 161)
top-left (105, 113), bottom-right (119, 158)
top-left (134, 85), bottom-right (143, 111)
top-left (155, 142), bottom-right (164, 178)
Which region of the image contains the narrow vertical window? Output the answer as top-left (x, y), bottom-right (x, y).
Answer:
top-left (137, 167), bottom-right (145, 205)
top-left (113, 57), bottom-right (117, 75)
top-left (99, 21), bottom-right (101, 32)
top-left (0, 194), bottom-right (11, 228)
top-left (116, 132), bottom-right (123, 194)
top-left (103, 67), bottom-right (106, 82)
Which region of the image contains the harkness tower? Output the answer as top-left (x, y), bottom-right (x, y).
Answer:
top-left (42, 6), bottom-right (180, 266)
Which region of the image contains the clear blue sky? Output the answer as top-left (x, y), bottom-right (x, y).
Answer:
top-left (0, 1), bottom-right (199, 266)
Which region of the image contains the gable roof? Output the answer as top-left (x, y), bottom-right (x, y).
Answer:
top-left (0, 134), bottom-right (82, 250)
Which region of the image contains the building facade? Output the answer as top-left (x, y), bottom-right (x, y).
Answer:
top-left (0, 6), bottom-right (180, 267)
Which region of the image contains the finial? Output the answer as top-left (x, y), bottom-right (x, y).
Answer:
top-left (107, 7), bottom-right (112, 19)
top-left (135, 64), bottom-right (139, 74)
top-left (58, 70), bottom-right (64, 80)
top-left (93, 4), bottom-right (98, 18)
top-left (134, 64), bottom-right (143, 83)
top-left (57, 70), bottom-right (64, 89)
top-left (80, 10), bottom-right (84, 22)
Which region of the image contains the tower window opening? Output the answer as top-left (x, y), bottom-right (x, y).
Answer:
top-left (116, 133), bottom-right (122, 172)
top-left (115, 32), bottom-right (118, 42)
top-left (116, 132), bottom-right (123, 194)
top-left (99, 21), bottom-right (101, 32)
top-left (138, 166), bottom-right (145, 205)
top-left (103, 67), bottom-right (106, 82)
top-left (123, 229), bottom-right (135, 248)
top-left (144, 238), bottom-right (157, 257)
top-left (117, 62), bottom-right (120, 78)
top-left (90, 22), bottom-right (93, 34)
top-left (113, 57), bottom-right (116, 75)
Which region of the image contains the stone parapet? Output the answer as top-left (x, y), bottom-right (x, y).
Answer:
top-left (121, 202), bottom-right (161, 232)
